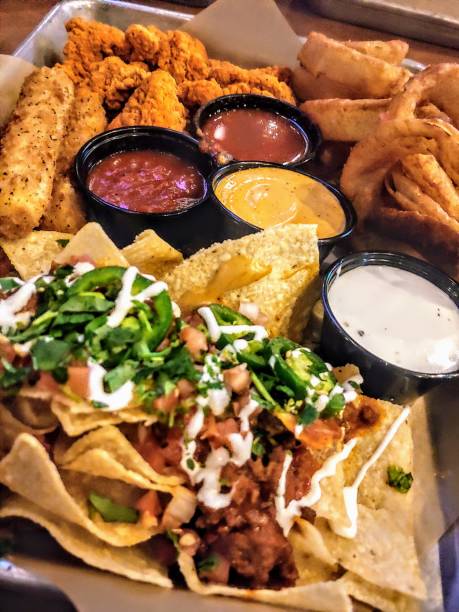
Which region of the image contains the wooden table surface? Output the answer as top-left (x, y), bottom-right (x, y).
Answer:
top-left (1, 0), bottom-right (459, 64)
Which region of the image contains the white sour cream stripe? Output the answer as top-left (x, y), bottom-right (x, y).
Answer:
top-left (0, 280), bottom-right (37, 332)
top-left (107, 266), bottom-right (169, 328)
top-left (198, 306), bottom-right (268, 344)
top-left (88, 361), bottom-right (134, 411)
top-left (330, 406), bottom-right (411, 539)
top-left (275, 438), bottom-right (358, 536)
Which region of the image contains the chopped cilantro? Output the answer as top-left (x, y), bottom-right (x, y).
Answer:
top-left (56, 239), bottom-right (70, 247)
top-left (31, 338), bottom-right (71, 371)
top-left (104, 360), bottom-right (138, 393)
top-left (91, 400), bottom-right (108, 409)
top-left (299, 403), bottom-right (317, 425)
top-left (0, 359), bottom-right (30, 389)
top-left (0, 278), bottom-right (20, 292)
top-left (321, 393), bottom-right (345, 419)
top-left (186, 458), bottom-right (195, 470)
top-left (197, 553), bottom-right (220, 574)
top-left (251, 437), bottom-right (265, 457)
top-left (387, 465), bottom-right (413, 493)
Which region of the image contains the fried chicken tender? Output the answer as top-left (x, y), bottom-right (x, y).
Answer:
top-left (178, 79), bottom-right (224, 108)
top-left (126, 24), bottom-right (166, 64)
top-left (157, 31), bottom-right (209, 83)
top-left (108, 70), bottom-right (187, 131)
top-left (87, 56), bottom-right (149, 110)
top-left (208, 60), bottom-right (295, 104)
top-left (42, 87), bottom-right (107, 233)
top-left (63, 17), bottom-right (131, 82)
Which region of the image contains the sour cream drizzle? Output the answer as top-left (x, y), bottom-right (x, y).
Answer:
top-left (181, 381), bottom-right (260, 508)
top-left (198, 306), bottom-right (268, 343)
top-left (330, 406), bottom-right (410, 539)
top-left (275, 438), bottom-right (358, 536)
top-left (0, 280), bottom-right (37, 332)
top-left (107, 266), bottom-right (168, 328)
top-left (87, 361), bottom-right (134, 411)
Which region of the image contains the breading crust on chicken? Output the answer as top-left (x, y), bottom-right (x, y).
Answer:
top-left (42, 87), bottom-right (107, 233)
top-left (108, 70), bottom-right (187, 131)
top-left (0, 66), bottom-right (74, 238)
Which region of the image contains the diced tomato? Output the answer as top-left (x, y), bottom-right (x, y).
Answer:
top-left (36, 372), bottom-right (61, 394)
top-left (67, 366), bottom-right (89, 398)
top-left (136, 436), bottom-right (166, 474)
top-left (223, 364), bottom-right (250, 394)
top-left (299, 419), bottom-right (342, 450)
top-left (177, 378), bottom-right (195, 399)
top-left (135, 490), bottom-right (161, 516)
top-left (200, 416), bottom-right (239, 448)
top-left (0, 340), bottom-right (16, 365)
top-left (180, 326), bottom-right (207, 355)
top-left (152, 389), bottom-right (179, 413)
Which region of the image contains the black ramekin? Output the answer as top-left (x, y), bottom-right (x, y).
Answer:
top-left (74, 126), bottom-right (216, 255)
top-left (193, 94), bottom-right (322, 167)
top-left (320, 251), bottom-right (459, 404)
top-left (209, 161), bottom-right (356, 260)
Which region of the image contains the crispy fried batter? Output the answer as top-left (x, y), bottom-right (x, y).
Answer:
top-left (178, 79), bottom-right (224, 108)
top-left (126, 24), bottom-right (166, 64)
top-left (86, 56), bottom-right (149, 110)
top-left (108, 70), bottom-right (187, 131)
top-left (345, 40), bottom-right (408, 65)
top-left (301, 98), bottom-right (389, 142)
top-left (209, 60), bottom-right (295, 104)
top-left (0, 66), bottom-right (74, 238)
top-left (386, 63), bottom-right (459, 129)
top-left (63, 17), bottom-right (131, 83)
top-left (157, 30), bottom-right (209, 84)
top-left (42, 87), bottom-right (107, 233)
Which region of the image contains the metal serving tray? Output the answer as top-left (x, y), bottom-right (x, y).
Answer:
top-left (3, 1), bottom-right (456, 611)
top-left (309, 0), bottom-right (459, 50)
top-left (13, 0), bottom-right (193, 66)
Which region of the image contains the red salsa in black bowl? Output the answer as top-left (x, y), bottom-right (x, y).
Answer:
top-left (193, 94), bottom-right (321, 167)
top-left (74, 127), bottom-right (215, 255)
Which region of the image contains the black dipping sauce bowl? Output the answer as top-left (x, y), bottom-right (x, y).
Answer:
top-left (193, 94), bottom-right (321, 167)
top-left (209, 161), bottom-right (356, 260)
top-left (74, 126), bottom-right (215, 255)
top-left (320, 252), bottom-right (459, 404)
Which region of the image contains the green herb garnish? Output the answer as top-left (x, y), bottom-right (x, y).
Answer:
top-left (197, 553), bottom-right (220, 574)
top-left (387, 465), bottom-right (413, 493)
top-left (88, 492), bottom-right (139, 523)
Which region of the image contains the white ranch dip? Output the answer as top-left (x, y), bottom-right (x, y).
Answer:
top-left (328, 265), bottom-right (459, 374)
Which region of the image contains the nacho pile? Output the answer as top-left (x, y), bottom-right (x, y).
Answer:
top-left (0, 225), bottom-right (425, 611)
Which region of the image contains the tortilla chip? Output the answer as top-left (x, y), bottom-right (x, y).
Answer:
top-left (59, 425), bottom-right (183, 486)
top-left (0, 402), bottom-right (54, 459)
top-left (165, 224), bottom-right (320, 342)
top-left (0, 231), bottom-right (72, 280)
top-left (54, 222), bottom-right (128, 267)
top-left (122, 229), bottom-right (183, 278)
top-left (0, 434), bottom-right (161, 547)
top-left (338, 572), bottom-right (419, 612)
top-left (51, 397), bottom-right (157, 437)
top-left (318, 505), bottom-right (425, 600)
top-left (0, 494), bottom-right (172, 588)
top-left (178, 552), bottom-right (353, 612)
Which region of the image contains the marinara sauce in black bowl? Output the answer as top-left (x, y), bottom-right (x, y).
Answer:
top-left (74, 126), bottom-right (215, 255)
top-left (193, 94), bottom-right (322, 167)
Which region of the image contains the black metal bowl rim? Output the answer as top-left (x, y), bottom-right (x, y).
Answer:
top-left (210, 161), bottom-right (356, 244)
top-left (74, 125), bottom-right (213, 219)
top-left (192, 93), bottom-right (322, 166)
top-left (322, 251), bottom-right (459, 381)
